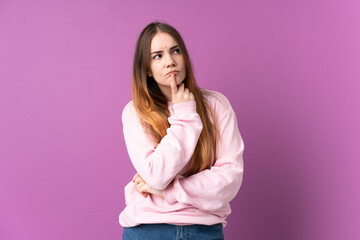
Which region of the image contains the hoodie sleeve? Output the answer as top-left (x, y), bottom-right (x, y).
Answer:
top-left (122, 100), bottom-right (203, 190)
top-left (162, 92), bottom-right (244, 212)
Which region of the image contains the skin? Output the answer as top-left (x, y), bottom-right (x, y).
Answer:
top-left (132, 173), bottom-right (163, 198)
top-left (133, 32), bottom-right (196, 198)
top-left (148, 32), bottom-right (194, 103)
top-left (132, 74), bottom-right (195, 198)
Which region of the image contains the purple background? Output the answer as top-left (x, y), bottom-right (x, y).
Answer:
top-left (1, 0), bottom-right (359, 239)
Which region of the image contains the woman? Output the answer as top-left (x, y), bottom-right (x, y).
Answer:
top-left (120, 22), bottom-right (244, 240)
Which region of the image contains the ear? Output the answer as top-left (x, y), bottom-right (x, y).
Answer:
top-left (147, 71), bottom-right (152, 77)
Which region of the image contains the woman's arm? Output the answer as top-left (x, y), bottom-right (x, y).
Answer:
top-left (162, 94), bottom-right (244, 212)
top-left (122, 100), bottom-right (203, 190)
top-left (132, 173), bottom-right (164, 198)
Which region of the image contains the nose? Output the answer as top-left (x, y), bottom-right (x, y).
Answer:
top-left (165, 53), bottom-right (176, 68)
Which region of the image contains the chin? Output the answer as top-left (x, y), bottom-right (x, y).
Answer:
top-left (177, 76), bottom-right (185, 85)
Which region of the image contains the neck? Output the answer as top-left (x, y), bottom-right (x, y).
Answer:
top-left (158, 85), bottom-right (172, 102)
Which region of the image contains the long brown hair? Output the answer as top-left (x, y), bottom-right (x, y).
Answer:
top-left (132, 22), bottom-right (219, 177)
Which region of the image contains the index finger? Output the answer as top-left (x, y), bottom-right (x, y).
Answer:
top-left (170, 75), bottom-right (178, 96)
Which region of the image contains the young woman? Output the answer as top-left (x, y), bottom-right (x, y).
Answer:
top-left (120, 22), bottom-right (244, 240)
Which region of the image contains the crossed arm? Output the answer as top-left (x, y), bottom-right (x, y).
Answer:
top-left (123, 90), bottom-right (244, 211)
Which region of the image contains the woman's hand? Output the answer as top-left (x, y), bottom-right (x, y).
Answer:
top-left (171, 75), bottom-right (195, 104)
top-left (132, 173), bottom-right (164, 198)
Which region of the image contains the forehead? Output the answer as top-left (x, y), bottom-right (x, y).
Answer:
top-left (150, 32), bottom-right (178, 51)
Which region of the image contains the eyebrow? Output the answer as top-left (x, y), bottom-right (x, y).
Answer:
top-left (151, 45), bottom-right (178, 55)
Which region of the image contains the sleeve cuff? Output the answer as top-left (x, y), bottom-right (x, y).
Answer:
top-left (172, 101), bottom-right (197, 115)
top-left (163, 175), bottom-right (186, 205)
top-left (163, 182), bottom-right (178, 205)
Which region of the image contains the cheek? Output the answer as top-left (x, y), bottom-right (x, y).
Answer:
top-left (151, 67), bottom-right (164, 83)
top-left (151, 64), bottom-right (161, 76)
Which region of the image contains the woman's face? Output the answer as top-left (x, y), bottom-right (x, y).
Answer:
top-left (148, 32), bottom-right (186, 93)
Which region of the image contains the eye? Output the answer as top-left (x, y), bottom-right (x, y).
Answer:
top-left (173, 49), bottom-right (180, 54)
top-left (153, 54), bottom-right (161, 59)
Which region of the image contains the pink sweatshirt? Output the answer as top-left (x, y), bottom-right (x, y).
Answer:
top-left (119, 89), bottom-right (244, 227)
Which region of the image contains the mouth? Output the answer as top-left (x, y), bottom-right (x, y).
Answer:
top-left (166, 70), bottom-right (179, 76)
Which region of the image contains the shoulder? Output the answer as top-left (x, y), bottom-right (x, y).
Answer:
top-left (121, 100), bottom-right (139, 123)
top-left (200, 89), bottom-right (234, 113)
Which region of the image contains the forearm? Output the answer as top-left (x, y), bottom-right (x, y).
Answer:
top-left (163, 95), bottom-right (245, 211)
top-left (163, 150), bottom-right (244, 211)
top-left (123, 101), bottom-right (203, 190)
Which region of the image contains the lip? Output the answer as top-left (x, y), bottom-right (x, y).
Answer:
top-left (166, 70), bottom-right (179, 76)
